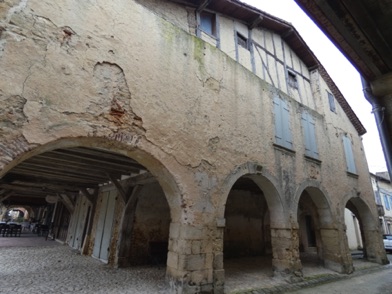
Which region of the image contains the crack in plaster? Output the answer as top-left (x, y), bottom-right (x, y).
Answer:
top-left (0, 39), bottom-right (5, 58)
top-left (5, 0), bottom-right (29, 24)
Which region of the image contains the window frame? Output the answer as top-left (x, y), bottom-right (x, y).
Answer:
top-left (327, 91), bottom-right (336, 113)
top-left (287, 70), bottom-right (299, 89)
top-left (273, 96), bottom-right (293, 150)
top-left (199, 11), bottom-right (217, 37)
top-left (384, 193), bottom-right (391, 211)
top-left (236, 32), bottom-right (249, 50)
top-left (301, 110), bottom-right (319, 159)
top-left (342, 134), bottom-right (357, 174)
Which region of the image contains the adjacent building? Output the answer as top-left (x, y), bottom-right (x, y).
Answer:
top-left (0, 0), bottom-right (388, 293)
top-left (371, 172), bottom-right (392, 234)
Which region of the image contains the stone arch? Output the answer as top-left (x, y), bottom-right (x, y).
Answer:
top-left (0, 135), bottom-right (185, 275)
top-left (218, 162), bottom-right (288, 227)
top-left (293, 181), bottom-right (352, 273)
top-left (0, 136), bottom-right (183, 220)
top-left (292, 180), bottom-right (333, 226)
top-left (218, 162), bottom-right (300, 282)
top-left (0, 204), bottom-right (33, 221)
top-left (342, 192), bottom-right (388, 265)
top-left (340, 191), bottom-right (378, 230)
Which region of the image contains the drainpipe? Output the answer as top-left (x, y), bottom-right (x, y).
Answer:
top-left (361, 76), bottom-right (392, 179)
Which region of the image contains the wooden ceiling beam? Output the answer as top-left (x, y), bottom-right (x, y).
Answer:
top-left (0, 190), bottom-right (14, 202)
top-left (123, 172), bottom-right (156, 187)
top-left (11, 165), bottom-right (108, 181)
top-left (16, 162), bottom-right (109, 180)
top-left (52, 149), bottom-right (145, 170)
top-left (3, 174), bottom-right (98, 189)
top-left (2, 180), bottom-right (87, 191)
top-left (0, 183), bottom-right (78, 195)
top-left (36, 152), bottom-right (142, 171)
top-left (8, 168), bottom-right (104, 184)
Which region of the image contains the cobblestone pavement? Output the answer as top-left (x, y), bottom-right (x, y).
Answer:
top-left (0, 234), bottom-right (389, 294)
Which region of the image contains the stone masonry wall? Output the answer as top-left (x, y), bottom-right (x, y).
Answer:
top-left (0, 0), bottom-right (388, 292)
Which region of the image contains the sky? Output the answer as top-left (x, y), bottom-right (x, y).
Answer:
top-left (242, 0), bottom-right (387, 173)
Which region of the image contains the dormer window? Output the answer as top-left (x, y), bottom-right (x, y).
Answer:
top-left (200, 11), bottom-right (216, 37)
top-left (237, 32), bottom-right (249, 50)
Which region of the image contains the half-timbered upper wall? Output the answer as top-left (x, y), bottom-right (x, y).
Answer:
top-left (196, 12), bottom-right (314, 110)
top-left (138, 0), bottom-right (370, 181)
top-left (139, 0), bottom-right (316, 113)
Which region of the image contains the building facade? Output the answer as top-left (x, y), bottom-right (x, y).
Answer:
top-left (0, 0), bottom-right (388, 293)
top-left (371, 172), bottom-right (392, 234)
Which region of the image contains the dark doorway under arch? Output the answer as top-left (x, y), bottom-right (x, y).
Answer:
top-left (224, 176), bottom-right (274, 291)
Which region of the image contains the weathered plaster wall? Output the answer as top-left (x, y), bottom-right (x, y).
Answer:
top-left (0, 0), bottom-right (387, 292)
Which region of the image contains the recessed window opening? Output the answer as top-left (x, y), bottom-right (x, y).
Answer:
top-left (237, 32), bottom-right (249, 50)
top-left (301, 111), bottom-right (318, 159)
top-left (327, 91), bottom-right (336, 112)
top-left (200, 11), bottom-right (216, 37)
top-left (342, 134), bottom-right (357, 174)
top-left (287, 70), bottom-right (298, 89)
top-left (273, 96), bottom-right (293, 150)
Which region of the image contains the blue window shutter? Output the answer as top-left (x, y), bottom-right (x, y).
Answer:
top-left (308, 114), bottom-right (318, 158)
top-left (301, 111), bottom-right (318, 158)
top-left (384, 194), bottom-right (390, 211)
top-left (328, 92), bottom-right (336, 112)
top-left (274, 96), bottom-right (293, 149)
top-left (273, 97), bottom-right (284, 146)
top-left (200, 12), bottom-right (214, 36)
top-left (343, 135), bottom-right (356, 173)
top-left (301, 112), bottom-right (312, 156)
top-left (375, 190), bottom-right (381, 205)
top-left (282, 100), bottom-right (293, 149)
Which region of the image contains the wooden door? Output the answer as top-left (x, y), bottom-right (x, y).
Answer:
top-left (70, 198), bottom-right (85, 249)
top-left (92, 189), bottom-right (116, 262)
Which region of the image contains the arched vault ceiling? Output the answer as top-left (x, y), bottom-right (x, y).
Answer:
top-left (0, 147), bottom-right (154, 207)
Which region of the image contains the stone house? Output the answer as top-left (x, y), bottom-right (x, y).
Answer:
top-left (0, 0), bottom-right (388, 293)
top-left (371, 172), bottom-right (392, 234)
top-left (345, 171), bottom-right (392, 250)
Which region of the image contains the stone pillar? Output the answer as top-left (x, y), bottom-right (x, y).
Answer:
top-left (166, 222), bottom-right (219, 294)
top-left (270, 227), bottom-right (302, 282)
top-left (319, 226), bottom-right (353, 273)
top-left (362, 229), bottom-right (389, 265)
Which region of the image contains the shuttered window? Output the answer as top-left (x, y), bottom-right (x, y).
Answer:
top-left (273, 96), bottom-right (293, 149)
top-left (375, 190), bottom-right (382, 205)
top-left (343, 135), bottom-right (356, 174)
top-left (200, 11), bottom-right (216, 37)
top-left (301, 111), bottom-right (318, 159)
top-left (327, 91), bottom-right (336, 112)
top-left (384, 194), bottom-right (391, 211)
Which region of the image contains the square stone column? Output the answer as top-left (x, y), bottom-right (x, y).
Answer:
top-left (270, 227), bottom-right (302, 281)
top-left (362, 229), bottom-right (389, 265)
top-left (319, 227), bottom-right (353, 273)
top-left (166, 222), bottom-right (222, 294)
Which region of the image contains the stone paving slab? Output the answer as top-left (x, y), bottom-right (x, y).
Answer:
top-left (0, 232), bottom-right (59, 247)
top-left (0, 245), bottom-right (167, 294)
top-left (0, 235), bottom-right (389, 294)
